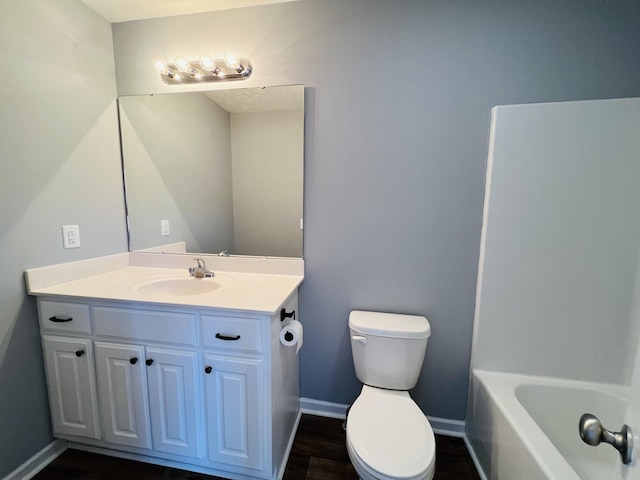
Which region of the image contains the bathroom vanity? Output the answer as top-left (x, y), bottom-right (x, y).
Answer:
top-left (26, 253), bottom-right (303, 480)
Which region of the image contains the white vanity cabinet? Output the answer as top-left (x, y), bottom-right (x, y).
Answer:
top-left (201, 312), bottom-right (265, 470)
top-left (94, 342), bottom-right (200, 458)
top-left (35, 291), bottom-right (300, 480)
top-left (92, 305), bottom-right (200, 458)
top-left (94, 342), bottom-right (151, 449)
top-left (41, 335), bottom-right (101, 440)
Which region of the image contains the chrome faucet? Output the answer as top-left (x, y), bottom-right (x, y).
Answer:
top-left (189, 258), bottom-right (215, 278)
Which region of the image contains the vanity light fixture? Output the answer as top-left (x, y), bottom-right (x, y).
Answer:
top-left (158, 53), bottom-right (252, 84)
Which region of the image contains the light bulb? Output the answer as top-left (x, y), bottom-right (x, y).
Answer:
top-left (174, 56), bottom-right (191, 73)
top-left (224, 52), bottom-right (241, 71)
top-left (199, 54), bottom-right (217, 72)
top-left (154, 60), bottom-right (166, 71)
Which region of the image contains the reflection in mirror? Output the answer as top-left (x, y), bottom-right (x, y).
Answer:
top-left (118, 85), bottom-right (304, 258)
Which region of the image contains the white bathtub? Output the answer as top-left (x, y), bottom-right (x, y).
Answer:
top-left (467, 370), bottom-right (631, 479)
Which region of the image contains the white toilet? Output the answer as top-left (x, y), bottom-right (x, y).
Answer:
top-left (346, 311), bottom-right (435, 480)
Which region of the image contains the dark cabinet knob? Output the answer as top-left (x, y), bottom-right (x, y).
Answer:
top-left (145, 359), bottom-right (154, 366)
top-left (75, 350), bottom-right (85, 357)
top-left (130, 357), bottom-right (138, 365)
top-left (204, 366), bottom-right (212, 374)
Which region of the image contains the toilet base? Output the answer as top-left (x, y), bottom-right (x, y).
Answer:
top-left (347, 432), bottom-right (434, 480)
top-left (345, 386), bottom-right (436, 480)
top-left (346, 436), bottom-right (375, 480)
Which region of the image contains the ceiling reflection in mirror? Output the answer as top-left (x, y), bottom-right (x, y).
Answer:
top-left (118, 85), bottom-right (304, 258)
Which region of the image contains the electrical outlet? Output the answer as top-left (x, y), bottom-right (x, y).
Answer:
top-left (161, 220), bottom-right (170, 236)
top-left (62, 225), bottom-right (81, 249)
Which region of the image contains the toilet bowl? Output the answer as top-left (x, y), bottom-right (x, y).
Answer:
top-left (346, 386), bottom-right (436, 480)
top-left (346, 311), bottom-right (435, 480)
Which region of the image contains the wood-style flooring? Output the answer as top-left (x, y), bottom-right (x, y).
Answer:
top-left (33, 414), bottom-right (482, 480)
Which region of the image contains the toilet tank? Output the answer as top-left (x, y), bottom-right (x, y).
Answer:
top-left (349, 311), bottom-right (431, 390)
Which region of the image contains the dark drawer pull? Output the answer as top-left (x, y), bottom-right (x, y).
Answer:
top-left (130, 357), bottom-right (138, 365)
top-left (215, 333), bottom-right (241, 341)
top-left (204, 366), bottom-right (212, 374)
top-left (75, 350), bottom-right (85, 357)
top-left (49, 316), bottom-right (73, 323)
top-left (146, 359), bottom-right (154, 366)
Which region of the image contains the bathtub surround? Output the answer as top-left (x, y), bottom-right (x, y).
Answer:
top-left (3, 1), bottom-right (640, 478)
top-left (466, 98), bottom-right (640, 478)
top-left (471, 97), bottom-right (640, 383)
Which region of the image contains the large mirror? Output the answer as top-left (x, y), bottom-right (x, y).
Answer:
top-left (118, 84), bottom-right (304, 258)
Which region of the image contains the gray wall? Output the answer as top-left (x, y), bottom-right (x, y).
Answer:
top-left (0, 0), bottom-right (126, 476)
top-left (113, 0), bottom-right (640, 420)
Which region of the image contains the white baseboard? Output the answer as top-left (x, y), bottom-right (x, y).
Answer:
top-left (299, 397), bottom-right (466, 437)
top-left (463, 436), bottom-right (488, 480)
top-left (3, 439), bottom-right (67, 480)
top-left (429, 416), bottom-right (466, 437)
top-left (300, 397), bottom-right (349, 419)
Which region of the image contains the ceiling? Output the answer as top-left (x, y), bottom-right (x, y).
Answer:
top-left (204, 85), bottom-right (303, 113)
top-left (79, 0), bottom-right (298, 23)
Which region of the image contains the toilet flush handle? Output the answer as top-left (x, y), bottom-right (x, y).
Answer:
top-left (352, 335), bottom-right (368, 344)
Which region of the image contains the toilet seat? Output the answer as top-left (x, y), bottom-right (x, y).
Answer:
top-left (346, 385), bottom-right (436, 480)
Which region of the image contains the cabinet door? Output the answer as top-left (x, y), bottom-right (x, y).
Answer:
top-left (95, 342), bottom-right (151, 449)
top-left (42, 336), bottom-right (100, 439)
top-left (203, 354), bottom-right (264, 471)
top-left (146, 347), bottom-right (200, 458)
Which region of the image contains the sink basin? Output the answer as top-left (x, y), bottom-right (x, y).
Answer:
top-left (133, 277), bottom-right (221, 296)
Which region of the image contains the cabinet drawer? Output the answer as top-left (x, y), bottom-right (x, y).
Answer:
top-left (201, 315), bottom-right (262, 353)
top-left (39, 300), bottom-right (91, 334)
top-left (93, 307), bottom-right (197, 346)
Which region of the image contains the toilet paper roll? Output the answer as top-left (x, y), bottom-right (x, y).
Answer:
top-left (279, 320), bottom-right (303, 354)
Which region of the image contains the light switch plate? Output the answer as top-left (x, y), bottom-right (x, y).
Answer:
top-left (161, 219), bottom-right (170, 236)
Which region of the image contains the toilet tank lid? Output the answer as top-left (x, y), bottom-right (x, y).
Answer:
top-left (349, 311), bottom-right (431, 339)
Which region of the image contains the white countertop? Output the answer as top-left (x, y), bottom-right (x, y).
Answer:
top-left (26, 254), bottom-right (303, 314)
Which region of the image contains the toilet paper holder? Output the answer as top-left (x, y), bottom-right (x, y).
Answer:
top-left (280, 308), bottom-right (296, 322)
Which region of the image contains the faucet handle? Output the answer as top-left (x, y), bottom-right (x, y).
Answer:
top-left (579, 413), bottom-right (633, 464)
top-left (195, 258), bottom-right (206, 268)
